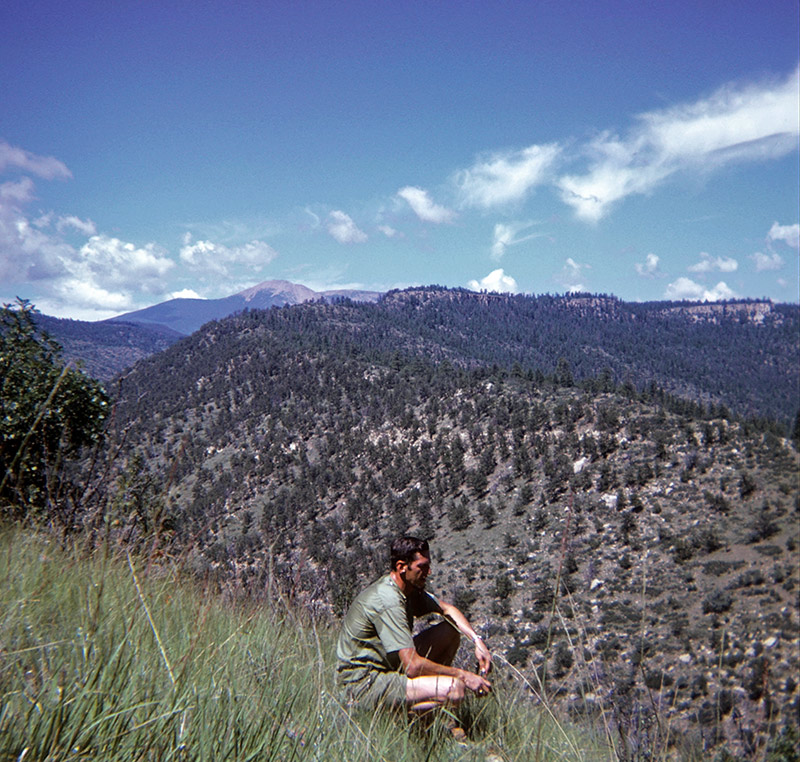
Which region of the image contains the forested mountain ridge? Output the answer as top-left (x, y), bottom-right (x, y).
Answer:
top-left (37, 286), bottom-right (798, 423)
top-left (374, 288), bottom-right (797, 424)
top-left (107, 286), bottom-right (797, 425)
top-left (106, 298), bottom-right (799, 757)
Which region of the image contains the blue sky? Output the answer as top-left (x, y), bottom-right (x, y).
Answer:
top-left (1, 0), bottom-right (798, 320)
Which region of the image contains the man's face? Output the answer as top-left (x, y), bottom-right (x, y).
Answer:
top-left (402, 552), bottom-right (431, 590)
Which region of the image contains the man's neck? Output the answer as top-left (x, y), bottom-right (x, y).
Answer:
top-left (390, 569), bottom-right (414, 597)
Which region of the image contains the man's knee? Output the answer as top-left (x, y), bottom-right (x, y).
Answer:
top-left (447, 677), bottom-right (466, 704)
top-left (407, 675), bottom-right (466, 707)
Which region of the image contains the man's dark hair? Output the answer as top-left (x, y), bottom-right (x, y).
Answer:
top-left (390, 536), bottom-right (429, 570)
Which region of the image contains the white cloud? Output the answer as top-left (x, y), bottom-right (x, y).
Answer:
top-left (665, 277), bottom-right (738, 301)
top-left (556, 257), bottom-right (589, 292)
top-left (455, 144), bottom-right (561, 208)
top-left (768, 221), bottom-right (799, 249)
top-left (326, 210), bottom-right (368, 243)
top-left (378, 224), bottom-right (400, 238)
top-left (397, 186), bottom-right (456, 224)
top-left (54, 278), bottom-right (133, 311)
top-left (467, 268), bottom-right (518, 293)
top-left (0, 191), bottom-right (73, 284)
top-left (0, 140), bottom-right (181, 317)
top-left (557, 67), bottom-right (800, 222)
top-left (170, 288), bottom-right (204, 300)
top-left (0, 201), bottom-right (176, 312)
top-left (56, 215), bottom-right (97, 236)
top-left (751, 251), bottom-right (784, 271)
top-left (0, 139), bottom-right (71, 180)
top-left (180, 234), bottom-right (278, 273)
top-left (490, 221), bottom-right (542, 261)
top-left (634, 253), bottom-right (661, 278)
top-left (0, 177), bottom-right (37, 205)
top-left (688, 252), bottom-right (739, 273)
top-left (64, 235), bottom-right (176, 310)
top-left (81, 235), bottom-right (174, 285)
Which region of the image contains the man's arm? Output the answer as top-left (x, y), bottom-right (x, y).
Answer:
top-left (397, 647), bottom-right (492, 695)
top-left (438, 600), bottom-right (492, 675)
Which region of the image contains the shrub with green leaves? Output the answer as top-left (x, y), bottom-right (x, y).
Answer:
top-left (0, 299), bottom-right (109, 519)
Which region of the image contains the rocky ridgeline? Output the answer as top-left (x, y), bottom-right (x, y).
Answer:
top-left (658, 300), bottom-right (776, 324)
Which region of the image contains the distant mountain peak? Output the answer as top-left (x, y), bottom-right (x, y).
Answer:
top-left (237, 280), bottom-right (317, 303)
top-left (107, 279), bottom-right (383, 336)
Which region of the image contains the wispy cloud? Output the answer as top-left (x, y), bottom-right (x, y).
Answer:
top-left (768, 221), bottom-right (799, 249)
top-left (490, 221), bottom-right (543, 261)
top-left (634, 253), bottom-right (662, 278)
top-left (665, 277), bottom-right (737, 301)
top-left (455, 144), bottom-right (561, 208)
top-left (397, 186), bottom-right (456, 224)
top-left (326, 210), bottom-right (368, 243)
top-left (556, 257), bottom-right (589, 292)
top-left (750, 221), bottom-right (797, 271)
top-left (378, 224), bottom-right (400, 238)
top-left (0, 176), bottom-right (37, 205)
top-left (751, 251), bottom-right (784, 271)
top-left (687, 252), bottom-right (738, 273)
top-left (0, 139), bottom-right (71, 180)
top-left (557, 68), bottom-right (800, 222)
top-left (467, 268), bottom-right (518, 293)
top-left (56, 215), bottom-right (97, 236)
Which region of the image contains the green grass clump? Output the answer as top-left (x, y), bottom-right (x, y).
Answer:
top-left (0, 528), bottom-right (609, 761)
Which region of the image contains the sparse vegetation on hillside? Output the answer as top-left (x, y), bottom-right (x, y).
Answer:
top-left (102, 301), bottom-right (800, 760)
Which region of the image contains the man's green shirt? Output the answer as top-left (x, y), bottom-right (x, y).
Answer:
top-left (336, 574), bottom-right (441, 689)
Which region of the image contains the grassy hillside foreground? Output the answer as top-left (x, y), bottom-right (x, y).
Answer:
top-left (0, 529), bottom-right (610, 762)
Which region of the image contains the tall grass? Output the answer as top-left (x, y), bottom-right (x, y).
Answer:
top-left (0, 528), bottom-right (611, 761)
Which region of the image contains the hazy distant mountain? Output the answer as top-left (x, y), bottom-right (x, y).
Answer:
top-left (35, 314), bottom-right (183, 381)
top-left (106, 279), bottom-right (383, 335)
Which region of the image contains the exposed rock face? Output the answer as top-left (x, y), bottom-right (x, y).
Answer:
top-left (659, 300), bottom-right (776, 324)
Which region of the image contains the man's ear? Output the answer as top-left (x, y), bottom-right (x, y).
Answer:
top-left (394, 559), bottom-right (407, 574)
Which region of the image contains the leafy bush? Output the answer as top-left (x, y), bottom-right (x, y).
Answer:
top-left (0, 300), bottom-right (108, 520)
top-left (731, 569), bottom-right (766, 588)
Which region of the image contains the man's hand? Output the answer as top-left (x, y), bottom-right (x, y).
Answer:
top-left (462, 670), bottom-right (492, 697)
top-left (473, 637), bottom-right (492, 676)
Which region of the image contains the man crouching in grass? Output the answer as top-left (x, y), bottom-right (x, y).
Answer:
top-left (336, 536), bottom-right (492, 727)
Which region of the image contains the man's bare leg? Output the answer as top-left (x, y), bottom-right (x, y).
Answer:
top-left (406, 674), bottom-right (465, 712)
top-left (406, 623), bottom-right (465, 714)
